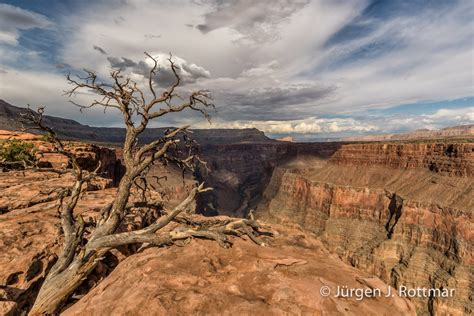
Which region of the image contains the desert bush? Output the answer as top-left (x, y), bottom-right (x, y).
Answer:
top-left (0, 139), bottom-right (36, 169)
top-left (38, 133), bottom-right (53, 142)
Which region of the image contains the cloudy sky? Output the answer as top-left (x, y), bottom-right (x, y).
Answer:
top-left (0, 0), bottom-right (473, 140)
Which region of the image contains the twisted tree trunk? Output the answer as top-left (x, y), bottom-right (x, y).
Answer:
top-left (28, 175), bottom-right (135, 315)
top-left (29, 253), bottom-right (103, 315)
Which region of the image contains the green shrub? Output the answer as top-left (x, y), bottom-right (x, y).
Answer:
top-left (38, 133), bottom-right (53, 142)
top-left (0, 139), bottom-right (37, 169)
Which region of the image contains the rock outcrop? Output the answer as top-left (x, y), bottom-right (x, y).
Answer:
top-left (0, 170), bottom-right (112, 214)
top-left (258, 142), bottom-right (474, 315)
top-left (0, 130), bottom-right (122, 182)
top-left (0, 170), bottom-right (118, 314)
top-left (0, 165), bottom-right (195, 314)
top-left (63, 225), bottom-right (416, 316)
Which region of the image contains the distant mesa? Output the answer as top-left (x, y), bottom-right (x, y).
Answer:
top-left (0, 99), bottom-right (271, 145)
top-left (344, 124), bottom-right (473, 141)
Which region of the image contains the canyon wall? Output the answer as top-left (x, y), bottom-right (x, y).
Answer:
top-left (330, 142), bottom-right (473, 177)
top-left (258, 141), bottom-right (473, 315)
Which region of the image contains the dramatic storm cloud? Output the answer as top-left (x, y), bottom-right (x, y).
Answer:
top-left (0, 0), bottom-right (472, 140)
top-left (107, 53), bottom-right (211, 86)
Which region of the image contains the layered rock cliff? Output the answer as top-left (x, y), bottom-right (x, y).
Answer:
top-left (330, 142), bottom-right (473, 177)
top-left (258, 141), bottom-right (473, 315)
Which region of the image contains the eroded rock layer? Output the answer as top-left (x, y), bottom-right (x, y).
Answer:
top-left (330, 142), bottom-right (473, 177)
top-left (258, 141), bottom-right (474, 315)
top-left (0, 170), bottom-right (118, 314)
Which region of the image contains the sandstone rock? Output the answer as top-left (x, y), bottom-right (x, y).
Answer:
top-left (0, 129), bottom-right (122, 182)
top-left (0, 185), bottom-right (117, 314)
top-left (330, 142), bottom-right (473, 177)
top-left (0, 130), bottom-right (40, 141)
top-left (0, 170), bottom-right (113, 214)
top-left (63, 225), bottom-right (416, 316)
top-left (35, 141), bottom-right (120, 180)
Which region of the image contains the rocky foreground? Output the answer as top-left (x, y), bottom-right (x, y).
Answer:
top-left (63, 225), bottom-right (416, 315)
top-left (0, 176), bottom-right (416, 315)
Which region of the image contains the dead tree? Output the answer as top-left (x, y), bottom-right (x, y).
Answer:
top-left (26, 53), bottom-right (270, 315)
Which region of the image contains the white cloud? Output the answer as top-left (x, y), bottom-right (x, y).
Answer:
top-left (195, 0), bottom-right (310, 43)
top-left (425, 107), bottom-right (474, 122)
top-left (240, 60), bottom-right (279, 77)
top-left (0, 4), bottom-right (53, 45)
top-left (192, 116), bottom-right (378, 135)
top-left (315, 2), bottom-right (474, 114)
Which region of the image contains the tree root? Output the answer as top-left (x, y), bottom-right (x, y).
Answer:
top-left (168, 215), bottom-right (273, 248)
top-left (88, 213), bottom-right (272, 251)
